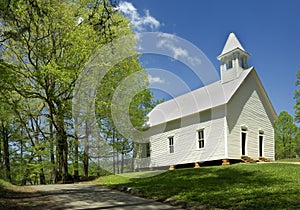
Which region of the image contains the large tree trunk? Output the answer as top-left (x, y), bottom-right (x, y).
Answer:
top-left (116, 151), bottom-right (119, 174)
top-left (39, 162), bottom-right (46, 184)
top-left (112, 131), bottom-right (116, 174)
top-left (1, 123), bottom-right (11, 182)
top-left (74, 134), bottom-right (79, 181)
top-left (83, 121), bottom-right (90, 177)
top-left (56, 115), bottom-right (68, 183)
top-left (97, 157), bottom-right (101, 177)
top-left (83, 142), bottom-right (89, 177)
top-left (83, 136), bottom-right (89, 177)
top-left (47, 99), bottom-right (68, 183)
top-left (20, 130), bottom-right (23, 173)
top-left (83, 151), bottom-right (89, 177)
top-left (121, 152), bottom-right (124, 174)
top-left (0, 135), bottom-right (2, 173)
top-left (49, 122), bottom-right (56, 184)
top-left (38, 154), bottom-right (46, 185)
top-left (57, 131), bottom-right (68, 183)
top-left (21, 169), bottom-right (30, 186)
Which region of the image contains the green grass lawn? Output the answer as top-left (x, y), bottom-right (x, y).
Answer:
top-left (276, 158), bottom-right (300, 162)
top-left (94, 163), bottom-right (300, 209)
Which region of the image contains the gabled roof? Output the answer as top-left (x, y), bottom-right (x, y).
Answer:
top-left (147, 67), bottom-right (277, 127)
top-left (147, 67), bottom-right (254, 126)
top-left (219, 32), bottom-right (248, 56)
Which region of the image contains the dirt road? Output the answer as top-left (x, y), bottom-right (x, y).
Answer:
top-left (0, 183), bottom-right (180, 210)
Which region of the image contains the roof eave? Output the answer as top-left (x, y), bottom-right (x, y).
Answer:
top-left (217, 47), bottom-right (250, 60)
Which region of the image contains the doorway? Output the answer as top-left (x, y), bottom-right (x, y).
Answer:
top-left (241, 127), bottom-right (247, 156)
top-left (259, 131), bottom-right (264, 157)
top-left (241, 132), bottom-right (246, 155)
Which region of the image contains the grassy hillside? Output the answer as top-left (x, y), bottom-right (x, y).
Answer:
top-left (276, 158), bottom-right (300, 162)
top-left (0, 178), bottom-right (14, 190)
top-left (94, 163), bottom-right (300, 209)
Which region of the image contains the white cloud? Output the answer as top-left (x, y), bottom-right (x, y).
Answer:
top-left (148, 75), bottom-right (165, 84)
top-left (188, 56), bottom-right (201, 66)
top-left (158, 33), bottom-right (176, 39)
top-left (173, 47), bottom-right (188, 60)
top-left (156, 37), bottom-right (201, 66)
top-left (118, 1), bottom-right (160, 32)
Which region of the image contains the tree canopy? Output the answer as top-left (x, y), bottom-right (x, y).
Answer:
top-left (294, 69), bottom-right (300, 123)
top-left (0, 0), bottom-right (157, 184)
top-left (274, 111), bottom-right (299, 159)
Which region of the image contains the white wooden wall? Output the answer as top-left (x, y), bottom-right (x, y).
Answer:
top-left (135, 70), bottom-right (275, 169)
top-left (226, 73), bottom-right (275, 160)
top-left (149, 105), bottom-right (226, 167)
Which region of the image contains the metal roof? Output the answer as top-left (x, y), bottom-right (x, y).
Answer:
top-left (147, 67), bottom-right (253, 126)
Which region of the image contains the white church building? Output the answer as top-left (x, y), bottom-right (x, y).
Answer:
top-left (135, 32), bottom-right (277, 170)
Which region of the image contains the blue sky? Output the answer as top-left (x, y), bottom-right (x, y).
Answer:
top-left (118, 0), bottom-right (300, 117)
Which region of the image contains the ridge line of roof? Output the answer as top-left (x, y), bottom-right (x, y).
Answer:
top-left (148, 68), bottom-right (254, 127)
top-left (155, 67), bottom-right (254, 108)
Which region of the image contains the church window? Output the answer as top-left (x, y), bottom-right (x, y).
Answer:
top-left (168, 136), bottom-right (174, 153)
top-left (228, 60), bottom-right (233, 69)
top-left (146, 143), bottom-right (151, 157)
top-left (198, 129), bottom-right (205, 148)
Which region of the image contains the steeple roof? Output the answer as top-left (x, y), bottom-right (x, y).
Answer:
top-left (220, 32), bottom-right (246, 55)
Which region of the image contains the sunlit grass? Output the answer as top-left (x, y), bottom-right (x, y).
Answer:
top-left (276, 158), bottom-right (300, 162)
top-left (121, 170), bottom-right (166, 178)
top-left (94, 163), bottom-right (300, 209)
top-left (0, 178), bottom-right (14, 190)
top-left (93, 174), bottom-right (130, 186)
top-left (94, 170), bottom-right (167, 185)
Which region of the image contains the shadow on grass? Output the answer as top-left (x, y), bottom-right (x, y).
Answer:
top-left (120, 164), bottom-right (300, 209)
top-left (0, 187), bottom-right (50, 210)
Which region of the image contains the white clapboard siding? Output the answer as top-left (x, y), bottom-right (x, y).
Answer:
top-left (134, 69), bottom-right (276, 169)
top-left (226, 71), bottom-right (275, 160)
top-left (149, 105), bottom-right (226, 167)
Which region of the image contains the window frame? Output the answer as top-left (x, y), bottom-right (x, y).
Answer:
top-left (197, 129), bottom-right (205, 149)
top-left (228, 60), bottom-right (233, 69)
top-left (146, 143), bottom-right (151, 157)
top-left (168, 136), bottom-right (174, 154)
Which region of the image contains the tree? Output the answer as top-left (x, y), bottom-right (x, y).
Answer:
top-left (1, 0), bottom-right (92, 182)
top-left (274, 111), bottom-right (299, 159)
top-left (94, 57), bottom-right (159, 174)
top-left (294, 68), bottom-right (300, 123)
top-left (0, 0), bottom-right (157, 182)
top-left (0, 104), bottom-right (12, 182)
top-left (0, 0), bottom-right (136, 182)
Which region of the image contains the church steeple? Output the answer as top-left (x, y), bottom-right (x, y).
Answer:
top-left (217, 32), bottom-right (250, 83)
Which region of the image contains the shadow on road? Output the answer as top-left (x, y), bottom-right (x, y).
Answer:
top-left (0, 186), bottom-right (48, 210)
top-left (0, 184), bottom-right (178, 210)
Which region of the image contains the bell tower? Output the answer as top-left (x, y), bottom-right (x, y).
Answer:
top-left (217, 32), bottom-right (250, 83)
